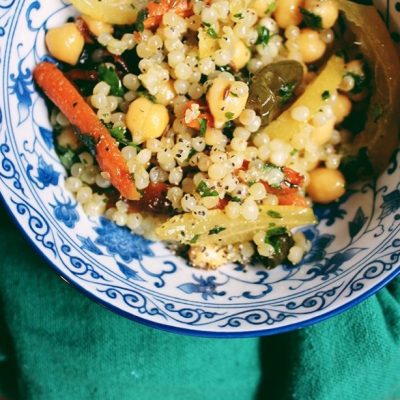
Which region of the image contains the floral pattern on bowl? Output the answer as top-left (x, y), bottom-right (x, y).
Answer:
top-left (0, 0), bottom-right (399, 337)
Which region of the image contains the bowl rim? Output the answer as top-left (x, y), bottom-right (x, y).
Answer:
top-left (2, 190), bottom-right (399, 338)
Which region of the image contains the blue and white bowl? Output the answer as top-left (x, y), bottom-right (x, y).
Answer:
top-left (0, 0), bottom-right (399, 337)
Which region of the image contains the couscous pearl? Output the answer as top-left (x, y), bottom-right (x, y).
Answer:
top-left (127, 213), bottom-right (142, 230)
top-left (134, 167), bottom-right (150, 189)
top-left (291, 106), bottom-right (310, 122)
top-left (208, 163), bottom-right (227, 180)
top-left (122, 74), bottom-right (140, 91)
top-left (181, 194), bottom-right (197, 211)
top-left (320, 29), bottom-right (335, 44)
top-left (96, 174), bottom-right (111, 188)
top-left (121, 146), bottom-right (137, 161)
top-left (71, 163), bottom-right (84, 178)
top-left (201, 196), bottom-right (219, 209)
top-left (240, 197), bottom-right (259, 221)
top-left (173, 79), bottom-right (189, 94)
top-left (233, 127), bottom-right (251, 140)
top-left (230, 137), bottom-right (247, 152)
top-left (225, 201), bottom-right (241, 219)
top-left (169, 167), bottom-right (183, 185)
top-left (76, 186), bottom-right (92, 204)
top-left (247, 116), bottom-right (262, 132)
top-left (249, 182), bottom-right (266, 200)
top-left (167, 186), bottom-right (184, 204)
top-left (65, 176), bottom-right (82, 192)
top-left (192, 137), bottom-right (206, 152)
top-left (312, 112), bottom-right (328, 127)
top-left (257, 144), bottom-right (270, 161)
top-left (85, 201), bottom-right (105, 218)
top-left (137, 149), bottom-right (152, 165)
top-left (340, 75), bottom-right (355, 92)
top-left (253, 133), bottom-right (270, 147)
top-left (325, 154), bottom-right (341, 169)
top-left (93, 81), bottom-right (111, 96)
top-left (112, 211), bottom-right (127, 226)
top-left (214, 49), bottom-right (232, 66)
top-left (288, 245), bottom-right (304, 264)
top-left (201, 7), bottom-right (218, 23)
top-left (198, 58), bottom-right (216, 75)
top-left (175, 63), bottom-right (192, 80)
top-left (239, 109), bottom-right (256, 126)
top-left (258, 243), bottom-right (275, 257)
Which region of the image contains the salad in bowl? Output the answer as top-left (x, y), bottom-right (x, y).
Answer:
top-left (0, 0), bottom-right (399, 336)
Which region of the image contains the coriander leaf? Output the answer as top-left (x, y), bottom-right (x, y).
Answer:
top-left (300, 7), bottom-right (322, 30)
top-left (267, 210), bottom-right (282, 218)
top-left (197, 181), bottom-right (219, 197)
top-left (255, 26), bottom-right (272, 46)
top-left (279, 82), bottom-right (296, 105)
top-left (229, 195), bottom-right (241, 202)
top-left (186, 147), bottom-right (197, 161)
top-left (109, 126), bottom-right (128, 145)
top-left (225, 111), bottom-right (235, 120)
top-left (189, 234), bottom-right (200, 244)
top-left (321, 90), bottom-right (330, 100)
top-left (58, 148), bottom-right (76, 169)
top-left (233, 12), bottom-right (244, 19)
top-left (206, 26), bottom-right (219, 39)
top-left (134, 8), bottom-right (148, 32)
top-left (265, 1), bottom-right (277, 14)
top-left (264, 226), bottom-right (288, 254)
top-left (199, 118), bottom-right (207, 136)
top-left (266, 226), bottom-right (287, 238)
top-left (209, 226), bottom-right (226, 235)
top-left (98, 64), bottom-right (124, 96)
top-left (290, 148), bottom-right (299, 156)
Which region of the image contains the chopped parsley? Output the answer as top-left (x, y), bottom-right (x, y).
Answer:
top-left (279, 82), bottom-right (297, 105)
top-left (98, 64), bottom-right (124, 97)
top-left (186, 147), bottom-right (197, 161)
top-left (134, 8), bottom-right (149, 32)
top-left (136, 87), bottom-right (156, 102)
top-left (109, 126), bottom-right (128, 144)
top-left (265, 1), bottom-right (277, 14)
top-left (321, 90), bottom-right (330, 100)
top-left (57, 147), bottom-right (76, 169)
top-left (199, 118), bottom-right (207, 136)
top-left (233, 12), bottom-right (244, 19)
top-left (267, 210), bottom-right (282, 219)
top-left (189, 234), bottom-right (200, 244)
top-left (255, 26), bottom-right (272, 46)
top-left (197, 181), bottom-right (219, 197)
top-left (264, 226), bottom-right (288, 253)
top-left (225, 111), bottom-right (235, 120)
top-left (300, 7), bottom-right (323, 30)
top-left (203, 23), bottom-right (219, 39)
top-left (209, 226), bottom-right (226, 235)
top-left (228, 195), bottom-right (241, 202)
top-left (290, 148), bottom-right (299, 156)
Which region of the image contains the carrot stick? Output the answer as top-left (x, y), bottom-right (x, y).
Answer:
top-left (34, 62), bottom-right (140, 200)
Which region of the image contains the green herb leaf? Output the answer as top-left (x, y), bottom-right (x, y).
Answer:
top-left (189, 234), bottom-right (200, 244)
top-left (199, 118), bottom-right (207, 137)
top-left (264, 226), bottom-right (288, 253)
top-left (255, 26), bottom-right (272, 46)
top-left (186, 147), bottom-right (197, 161)
top-left (209, 226), bottom-right (226, 235)
top-left (197, 181), bottom-right (219, 197)
top-left (300, 7), bottom-right (322, 30)
top-left (267, 210), bottom-right (282, 219)
top-left (265, 1), bottom-right (277, 14)
top-left (207, 27), bottom-right (219, 39)
top-left (321, 90), bottom-right (330, 100)
top-left (98, 64), bottom-right (124, 96)
top-left (233, 12), bottom-right (244, 19)
top-left (279, 81), bottom-right (297, 105)
top-left (266, 226), bottom-right (287, 238)
top-left (228, 195), bottom-right (241, 202)
top-left (78, 133), bottom-right (97, 155)
top-left (109, 126), bottom-right (128, 144)
top-left (58, 148), bottom-right (76, 169)
top-left (290, 148), bottom-right (299, 156)
top-left (222, 120), bottom-right (235, 139)
top-left (134, 8), bottom-right (149, 32)
top-left (136, 87), bottom-right (156, 102)
top-left (225, 111), bottom-right (235, 120)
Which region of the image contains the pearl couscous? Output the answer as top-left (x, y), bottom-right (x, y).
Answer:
top-left (34, 0), bottom-right (400, 269)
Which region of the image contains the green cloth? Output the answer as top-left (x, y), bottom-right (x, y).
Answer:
top-left (0, 204), bottom-right (399, 400)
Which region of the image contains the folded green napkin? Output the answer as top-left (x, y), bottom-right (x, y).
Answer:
top-left (0, 204), bottom-right (399, 400)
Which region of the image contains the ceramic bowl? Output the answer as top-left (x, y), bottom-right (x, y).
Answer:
top-left (0, 0), bottom-right (399, 337)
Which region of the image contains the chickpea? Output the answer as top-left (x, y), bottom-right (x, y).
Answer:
top-left (304, 0), bottom-right (339, 29)
top-left (126, 97), bottom-right (169, 143)
top-left (332, 94), bottom-right (352, 124)
top-left (45, 23), bottom-right (84, 65)
top-left (311, 116), bottom-right (335, 145)
top-left (298, 28), bottom-right (326, 63)
top-left (230, 40), bottom-right (251, 71)
top-left (274, 0), bottom-right (304, 28)
top-left (206, 78), bottom-right (249, 128)
top-left (57, 127), bottom-right (80, 150)
top-left (307, 167), bottom-right (345, 203)
top-left (81, 14), bottom-right (114, 37)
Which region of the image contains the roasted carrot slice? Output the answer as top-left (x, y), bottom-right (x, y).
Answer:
top-left (33, 62), bottom-right (140, 200)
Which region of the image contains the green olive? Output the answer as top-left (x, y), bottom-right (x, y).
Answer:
top-left (247, 60), bottom-right (304, 126)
